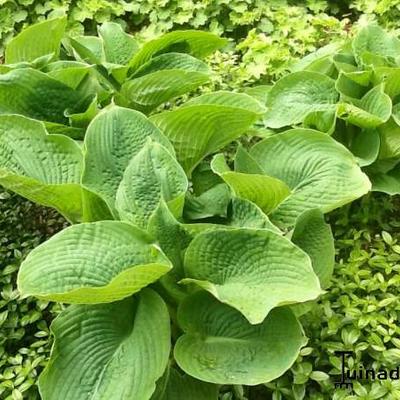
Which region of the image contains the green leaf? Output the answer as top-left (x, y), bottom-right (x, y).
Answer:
top-left (0, 115), bottom-right (83, 222)
top-left (152, 367), bottom-right (218, 400)
top-left (184, 183), bottom-right (231, 220)
top-left (116, 140), bottom-right (188, 228)
top-left (370, 165), bottom-right (400, 194)
top-left (211, 154), bottom-right (291, 214)
top-left (18, 221), bottom-right (172, 303)
top-left (119, 69), bottom-right (210, 111)
top-left (249, 129), bottom-right (371, 226)
top-left (5, 17), bottom-right (66, 64)
top-left (150, 92), bottom-right (266, 174)
top-left (68, 36), bottom-right (105, 65)
top-left (82, 105), bottom-right (173, 213)
top-left (98, 22), bottom-right (139, 65)
top-left (175, 292), bottom-right (306, 384)
top-left (264, 71), bottom-right (338, 128)
top-left (337, 85), bottom-right (392, 128)
top-left (378, 118), bottom-right (400, 161)
top-left (39, 290), bottom-right (170, 400)
top-left (291, 209), bottom-right (334, 288)
top-left (347, 128), bottom-right (380, 167)
top-left (352, 25), bottom-right (400, 62)
top-left (182, 228), bottom-right (321, 324)
top-left (0, 68), bottom-right (91, 124)
top-left (129, 30), bottom-right (227, 72)
top-left (228, 198), bottom-right (281, 234)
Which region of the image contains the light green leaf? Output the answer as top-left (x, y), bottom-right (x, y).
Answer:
top-left (39, 289), bottom-right (170, 400)
top-left (116, 140), bottom-right (188, 228)
top-left (228, 198), bottom-right (281, 234)
top-left (337, 85), bottom-right (392, 128)
top-left (264, 71), bottom-right (338, 128)
top-left (184, 183), bottom-right (231, 220)
top-left (68, 36), bottom-right (105, 64)
top-left (0, 115), bottom-right (83, 222)
top-left (182, 228), bottom-right (321, 324)
top-left (249, 129), bottom-right (371, 226)
top-left (18, 221), bottom-right (172, 303)
top-left (352, 25), bottom-right (400, 62)
top-left (150, 92), bottom-right (265, 174)
top-left (152, 367), bottom-right (218, 400)
top-left (119, 69), bottom-right (210, 111)
top-left (129, 30), bottom-right (227, 72)
top-left (0, 68), bottom-right (91, 124)
top-left (370, 165), bottom-right (400, 195)
top-left (175, 292), bottom-right (306, 384)
top-left (82, 105), bottom-right (173, 213)
top-left (211, 154), bottom-right (291, 214)
top-left (347, 128), bottom-right (380, 167)
top-left (98, 22), bottom-right (139, 65)
top-left (5, 17), bottom-right (66, 64)
top-left (378, 118), bottom-right (400, 161)
top-left (292, 209), bottom-right (334, 288)
top-left (131, 52), bottom-right (209, 78)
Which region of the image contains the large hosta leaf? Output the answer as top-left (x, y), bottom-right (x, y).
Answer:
top-left (18, 221), bottom-right (172, 303)
top-left (263, 71), bottom-right (338, 128)
top-left (0, 68), bottom-right (91, 124)
top-left (337, 85), bottom-right (392, 128)
top-left (39, 290), bottom-right (170, 400)
top-left (249, 129), bottom-right (371, 226)
top-left (119, 69), bottom-right (210, 111)
top-left (174, 292), bottom-right (306, 384)
top-left (150, 92), bottom-right (266, 173)
top-left (5, 17), bottom-right (66, 64)
top-left (116, 140), bottom-right (188, 228)
top-left (182, 228), bottom-right (321, 324)
top-left (352, 24), bottom-right (400, 62)
top-left (291, 209), bottom-right (334, 288)
top-left (0, 115), bottom-right (83, 222)
top-left (82, 106), bottom-right (172, 213)
top-left (211, 154), bottom-right (290, 214)
top-left (129, 30), bottom-right (227, 72)
top-left (98, 22), bottom-right (139, 65)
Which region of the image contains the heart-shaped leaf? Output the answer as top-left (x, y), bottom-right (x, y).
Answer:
top-left (39, 289), bottom-right (170, 400)
top-left (174, 292), bottom-right (306, 384)
top-left (0, 115), bottom-right (83, 222)
top-left (18, 221), bottom-right (172, 303)
top-left (182, 228), bottom-right (321, 324)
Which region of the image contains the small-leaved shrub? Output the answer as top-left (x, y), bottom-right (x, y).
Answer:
top-left (0, 19), bottom-right (372, 400)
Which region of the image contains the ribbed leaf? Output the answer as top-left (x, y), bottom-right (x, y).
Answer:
top-left (5, 17), bottom-right (66, 64)
top-left (0, 115), bottom-right (83, 222)
top-left (82, 106), bottom-right (173, 213)
top-left (129, 30), bottom-right (227, 71)
top-left (249, 129), bottom-right (371, 226)
top-left (211, 154), bottom-right (290, 214)
top-left (175, 292), bottom-right (306, 384)
top-left (264, 71), bottom-right (338, 128)
top-left (0, 68), bottom-right (91, 124)
top-left (116, 141), bottom-right (188, 228)
top-left (119, 69), bottom-right (210, 111)
top-left (337, 85), bottom-right (392, 128)
top-left (150, 92), bottom-right (266, 174)
top-left (182, 228), bottom-right (321, 324)
top-left (292, 209), bottom-right (334, 288)
top-left (39, 290), bottom-right (170, 400)
top-left (18, 221), bottom-right (172, 303)
top-left (98, 22), bottom-right (139, 65)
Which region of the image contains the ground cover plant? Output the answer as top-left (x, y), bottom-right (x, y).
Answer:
top-left (0, 18), bottom-right (374, 399)
top-left (257, 24), bottom-right (400, 196)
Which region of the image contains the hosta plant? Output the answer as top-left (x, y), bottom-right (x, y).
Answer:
top-left (0, 18), bottom-right (371, 400)
top-left (0, 17), bottom-right (226, 139)
top-left (256, 24), bottom-right (400, 196)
